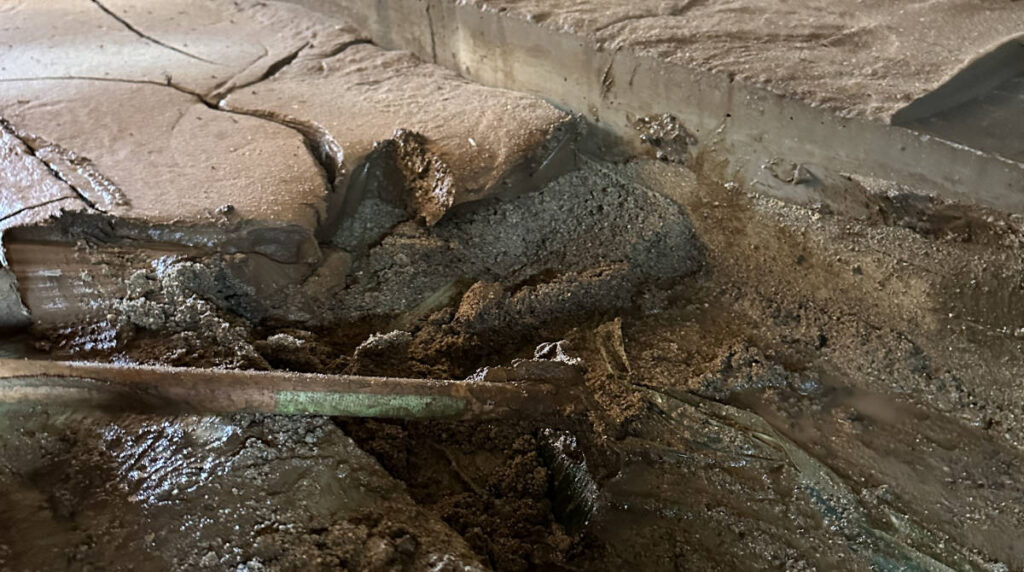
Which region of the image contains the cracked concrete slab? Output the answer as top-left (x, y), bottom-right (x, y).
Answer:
top-left (0, 0), bottom-right (364, 95)
top-left (0, 0), bottom-right (579, 329)
top-left (223, 31), bottom-right (578, 225)
top-left (0, 0), bottom-right (368, 262)
top-left (0, 80), bottom-right (328, 263)
top-left (2, 0), bottom-right (576, 246)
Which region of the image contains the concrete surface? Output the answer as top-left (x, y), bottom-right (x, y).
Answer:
top-left (290, 0), bottom-right (1024, 216)
top-left (0, 0), bottom-right (574, 256)
top-left (0, 0), bottom-right (576, 327)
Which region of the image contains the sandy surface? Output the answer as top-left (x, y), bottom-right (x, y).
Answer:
top-left (465, 0), bottom-right (1024, 119)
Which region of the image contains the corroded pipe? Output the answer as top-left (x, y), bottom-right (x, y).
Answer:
top-left (0, 358), bottom-right (583, 420)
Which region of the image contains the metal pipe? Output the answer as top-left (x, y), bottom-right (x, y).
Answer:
top-left (0, 358), bottom-right (583, 420)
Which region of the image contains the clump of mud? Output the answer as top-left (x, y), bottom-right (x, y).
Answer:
top-left (631, 114), bottom-right (697, 164)
top-left (323, 158), bottom-right (702, 322)
top-left (56, 159), bottom-right (704, 378)
top-left (340, 419), bottom-right (585, 571)
top-left (30, 255), bottom-right (270, 368)
top-left (112, 260), bottom-right (269, 368)
top-left (287, 158), bottom-right (704, 376)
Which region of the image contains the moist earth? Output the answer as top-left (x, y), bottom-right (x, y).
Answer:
top-left (3, 3), bottom-right (1024, 569)
top-left (10, 156), bottom-right (1024, 570)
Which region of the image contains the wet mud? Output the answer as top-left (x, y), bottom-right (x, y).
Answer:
top-left (3, 3), bottom-right (1024, 568)
top-left (7, 154), bottom-right (1024, 570)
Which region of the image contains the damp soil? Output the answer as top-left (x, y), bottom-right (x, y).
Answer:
top-left (8, 157), bottom-right (1024, 570)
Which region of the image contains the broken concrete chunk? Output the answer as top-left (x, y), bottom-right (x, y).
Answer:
top-left (0, 80), bottom-right (328, 263)
top-left (0, 119), bottom-right (86, 230)
top-left (322, 159), bottom-right (704, 329)
top-left (224, 40), bottom-right (579, 224)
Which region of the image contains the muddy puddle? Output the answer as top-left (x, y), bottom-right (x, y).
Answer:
top-left (4, 157), bottom-right (1024, 571)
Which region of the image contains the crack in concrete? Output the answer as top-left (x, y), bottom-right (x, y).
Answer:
top-left (1, 39), bottom-right (352, 238)
top-left (0, 75), bottom-right (207, 103)
top-left (0, 117), bottom-right (100, 212)
top-left (89, 0), bottom-right (216, 64)
top-left (207, 42), bottom-right (308, 102)
top-left (209, 38), bottom-right (375, 103)
top-left (251, 43), bottom-right (308, 84)
top-left (0, 75), bottom-right (343, 204)
top-left (425, 3), bottom-right (439, 64)
top-left (217, 104), bottom-right (344, 199)
top-left (0, 197), bottom-right (80, 226)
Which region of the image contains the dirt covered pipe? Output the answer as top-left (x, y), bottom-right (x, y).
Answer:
top-left (0, 358), bottom-right (585, 420)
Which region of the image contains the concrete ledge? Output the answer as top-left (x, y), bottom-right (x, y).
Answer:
top-left (291, 0), bottom-right (1024, 214)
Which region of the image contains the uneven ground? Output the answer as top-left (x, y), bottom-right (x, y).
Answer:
top-left (2, 1), bottom-right (1024, 571)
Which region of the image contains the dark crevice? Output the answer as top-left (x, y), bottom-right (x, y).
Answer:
top-left (425, 3), bottom-right (439, 64)
top-left (0, 75), bottom-right (206, 101)
top-left (255, 43), bottom-right (308, 83)
top-left (209, 38), bottom-right (374, 103)
top-left (318, 38), bottom-right (374, 60)
top-left (208, 42), bottom-right (310, 102)
top-left (89, 0), bottom-right (216, 64)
